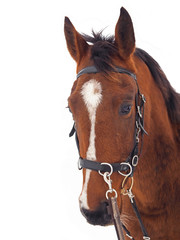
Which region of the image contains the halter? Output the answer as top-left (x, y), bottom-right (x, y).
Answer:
top-left (69, 65), bottom-right (150, 240)
top-left (70, 65), bottom-right (147, 177)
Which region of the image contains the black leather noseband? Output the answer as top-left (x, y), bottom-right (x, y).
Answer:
top-left (79, 157), bottom-right (131, 173)
top-left (70, 65), bottom-right (147, 177)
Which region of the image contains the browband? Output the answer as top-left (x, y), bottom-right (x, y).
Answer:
top-left (76, 66), bottom-right (137, 80)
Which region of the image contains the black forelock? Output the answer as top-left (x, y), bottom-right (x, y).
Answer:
top-left (81, 30), bottom-right (118, 72)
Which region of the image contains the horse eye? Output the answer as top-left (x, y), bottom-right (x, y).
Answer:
top-left (119, 104), bottom-right (132, 115)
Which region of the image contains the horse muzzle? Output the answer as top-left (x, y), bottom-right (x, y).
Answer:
top-left (79, 201), bottom-right (113, 226)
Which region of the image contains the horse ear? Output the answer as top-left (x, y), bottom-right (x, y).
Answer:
top-left (64, 17), bottom-right (88, 62)
top-left (115, 7), bottom-right (135, 59)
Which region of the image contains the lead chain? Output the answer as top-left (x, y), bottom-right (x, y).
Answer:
top-left (99, 163), bottom-right (117, 199)
top-left (103, 172), bottom-right (118, 199)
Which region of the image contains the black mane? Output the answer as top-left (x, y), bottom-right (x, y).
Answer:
top-left (82, 31), bottom-right (180, 124)
top-left (135, 48), bottom-right (180, 124)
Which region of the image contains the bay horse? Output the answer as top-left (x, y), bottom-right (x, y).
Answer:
top-left (64, 7), bottom-right (180, 240)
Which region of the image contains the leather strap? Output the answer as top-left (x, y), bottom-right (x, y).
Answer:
top-left (79, 157), bottom-right (130, 173)
top-left (108, 197), bottom-right (125, 240)
top-left (76, 66), bottom-right (136, 80)
top-left (130, 197), bottom-right (150, 239)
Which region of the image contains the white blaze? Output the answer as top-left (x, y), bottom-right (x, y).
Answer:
top-left (80, 79), bottom-right (102, 209)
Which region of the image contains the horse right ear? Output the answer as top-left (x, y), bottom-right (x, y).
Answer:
top-left (64, 17), bottom-right (89, 63)
top-left (115, 7), bottom-right (135, 59)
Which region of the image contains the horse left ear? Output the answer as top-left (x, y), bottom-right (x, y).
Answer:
top-left (115, 7), bottom-right (135, 59)
top-left (64, 17), bottom-right (89, 63)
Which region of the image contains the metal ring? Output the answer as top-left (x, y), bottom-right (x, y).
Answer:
top-left (98, 163), bottom-right (113, 177)
top-left (118, 162), bottom-right (132, 177)
top-left (132, 155), bottom-right (139, 167)
top-left (106, 189), bottom-right (118, 199)
top-left (121, 176), bottom-right (134, 195)
top-left (77, 158), bottom-right (82, 170)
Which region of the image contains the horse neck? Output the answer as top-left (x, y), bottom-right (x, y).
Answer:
top-left (132, 62), bottom-right (179, 209)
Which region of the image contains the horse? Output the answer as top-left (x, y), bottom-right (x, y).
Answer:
top-left (64, 7), bottom-right (180, 240)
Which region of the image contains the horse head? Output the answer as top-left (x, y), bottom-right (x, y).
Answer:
top-left (64, 7), bottom-right (180, 238)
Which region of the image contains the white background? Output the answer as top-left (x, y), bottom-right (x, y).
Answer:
top-left (0, 0), bottom-right (179, 239)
